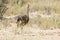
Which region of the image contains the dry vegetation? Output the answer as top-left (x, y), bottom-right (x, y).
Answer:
top-left (0, 0), bottom-right (60, 40)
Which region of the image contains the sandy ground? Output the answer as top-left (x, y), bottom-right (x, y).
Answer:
top-left (0, 23), bottom-right (60, 40)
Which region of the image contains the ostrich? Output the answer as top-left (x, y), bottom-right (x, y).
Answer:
top-left (2, 4), bottom-right (30, 34)
top-left (16, 4), bottom-right (30, 33)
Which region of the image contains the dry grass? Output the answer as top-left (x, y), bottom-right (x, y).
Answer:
top-left (0, 0), bottom-right (60, 40)
top-left (0, 0), bottom-right (60, 32)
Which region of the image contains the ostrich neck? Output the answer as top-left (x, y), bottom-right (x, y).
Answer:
top-left (26, 4), bottom-right (29, 17)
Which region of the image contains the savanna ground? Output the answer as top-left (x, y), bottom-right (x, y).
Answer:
top-left (0, 0), bottom-right (60, 40)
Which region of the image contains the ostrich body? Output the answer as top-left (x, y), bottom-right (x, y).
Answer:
top-left (16, 15), bottom-right (29, 27)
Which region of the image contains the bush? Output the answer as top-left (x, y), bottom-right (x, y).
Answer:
top-left (0, 3), bottom-right (7, 20)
